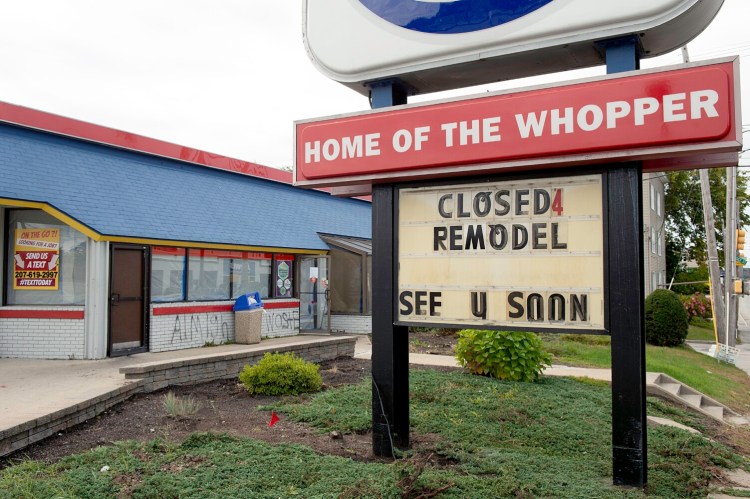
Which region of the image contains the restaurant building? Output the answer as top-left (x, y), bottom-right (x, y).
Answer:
top-left (0, 103), bottom-right (372, 359)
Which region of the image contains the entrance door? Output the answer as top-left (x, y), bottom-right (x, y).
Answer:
top-left (299, 256), bottom-right (331, 333)
top-left (109, 244), bottom-right (149, 356)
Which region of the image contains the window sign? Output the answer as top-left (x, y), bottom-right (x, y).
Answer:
top-left (13, 228), bottom-right (60, 290)
top-left (398, 174), bottom-right (605, 331)
top-left (274, 255), bottom-right (295, 298)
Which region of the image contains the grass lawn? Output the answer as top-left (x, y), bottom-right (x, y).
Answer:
top-left (2, 370), bottom-right (746, 498)
top-left (541, 334), bottom-right (750, 412)
top-left (687, 318), bottom-right (717, 342)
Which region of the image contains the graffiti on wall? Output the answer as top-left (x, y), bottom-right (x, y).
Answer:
top-left (171, 313), bottom-right (231, 345)
top-left (263, 308), bottom-right (300, 335)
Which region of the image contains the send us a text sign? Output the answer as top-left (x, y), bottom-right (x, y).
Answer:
top-left (295, 61), bottom-right (737, 186)
top-left (397, 174), bottom-right (604, 331)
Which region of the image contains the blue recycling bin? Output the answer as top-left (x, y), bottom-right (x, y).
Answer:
top-left (233, 292), bottom-right (263, 311)
top-left (234, 292), bottom-right (263, 344)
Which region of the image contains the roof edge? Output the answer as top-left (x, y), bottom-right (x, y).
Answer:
top-left (0, 101), bottom-right (293, 185)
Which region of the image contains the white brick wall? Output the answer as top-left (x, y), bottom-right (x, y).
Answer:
top-left (331, 314), bottom-right (371, 334)
top-left (0, 307), bottom-right (85, 359)
top-left (150, 299), bottom-right (301, 353)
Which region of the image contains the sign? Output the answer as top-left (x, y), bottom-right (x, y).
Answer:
top-left (303, 0), bottom-right (724, 94)
top-left (13, 228), bottom-right (60, 290)
top-left (397, 174), bottom-right (604, 331)
top-left (737, 256), bottom-right (748, 266)
top-left (295, 60), bottom-right (741, 189)
top-left (359, 0), bottom-right (553, 34)
top-left (276, 261), bottom-right (292, 296)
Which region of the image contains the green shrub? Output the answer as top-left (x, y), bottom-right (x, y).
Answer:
top-left (645, 289), bottom-right (689, 347)
top-left (455, 329), bottom-right (551, 382)
top-left (239, 352), bottom-right (323, 396)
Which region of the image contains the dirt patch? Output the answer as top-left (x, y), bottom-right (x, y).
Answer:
top-left (1, 357), bottom-right (456, 468)
top-left (409, 328), bottom-right (458, 356)
top-left (1, 357), bottom-right (377, 467)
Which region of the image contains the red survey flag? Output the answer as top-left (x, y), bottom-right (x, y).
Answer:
top-left (269, 411), bottom-right (280, 427)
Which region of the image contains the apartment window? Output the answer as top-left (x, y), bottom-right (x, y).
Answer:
top-left (657, 232), bottom-right (662, 256)
top-left (650, 183), bottom-right (655, 211)
top-left (655, 189), bottom-right (662, 216)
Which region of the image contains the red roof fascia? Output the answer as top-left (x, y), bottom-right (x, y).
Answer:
top-left (0, 101), bottom-right (293, 184)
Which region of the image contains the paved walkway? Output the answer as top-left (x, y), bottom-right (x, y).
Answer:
top-left (353, 335), bottom-right (613, 380)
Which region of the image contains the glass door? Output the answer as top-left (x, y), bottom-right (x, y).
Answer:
top-left (298, 256), bottom-right (331, 333)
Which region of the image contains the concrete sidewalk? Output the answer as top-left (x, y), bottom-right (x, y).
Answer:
top-left (687, 326), bottom-right (750, 376)
top-left (353, 335), bottom-right (612, 380)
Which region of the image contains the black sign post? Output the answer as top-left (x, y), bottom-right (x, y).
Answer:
top-left (603, 36), bottom-right (648, 488)
top-left (370, 82), bottom-right (410, 456)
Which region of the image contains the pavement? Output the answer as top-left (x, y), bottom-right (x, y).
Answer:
top-left (686, 306), bottom-right (750, 373)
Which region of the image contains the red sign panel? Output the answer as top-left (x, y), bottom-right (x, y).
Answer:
top-left (295, 60), bottom-right (740, 188)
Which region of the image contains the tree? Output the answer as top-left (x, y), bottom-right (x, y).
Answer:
top-left (664, 168), bottom-right (750, 278)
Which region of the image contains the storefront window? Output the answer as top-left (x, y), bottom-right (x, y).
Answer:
top-left (151, 248), bottom-right (279, 303)
top-left (230, 252), bottom-right (272, 299)
top-left (151, 247), bottom-right (186, 302)
top-left (5, 210), bottom-right (87, 305)
top-left (188, 249), bottom-right (231, 301)
top-left (329, 247), bottom-right (363, 314)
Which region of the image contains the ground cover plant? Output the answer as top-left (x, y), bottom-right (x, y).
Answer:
top-left (2, 367), bottom-right (746, 498)
top-left (3, 349), bottom-right (750, 498)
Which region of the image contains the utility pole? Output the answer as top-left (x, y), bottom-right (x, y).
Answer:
top-left (682, 46), bottom-right (728, 344)
top-left (701, 170), bottom-right (728, 342)
top-left (725, 167), bottom-right (738, 347)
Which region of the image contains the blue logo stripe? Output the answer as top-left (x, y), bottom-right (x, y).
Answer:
top-left (359, 0), bottom-right (554, 34)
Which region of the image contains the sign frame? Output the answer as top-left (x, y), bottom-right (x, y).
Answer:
top-left (393, 168), bottom-right (610, 335)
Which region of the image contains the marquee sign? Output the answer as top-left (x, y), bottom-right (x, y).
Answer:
top-left (397, 174), bottom-right (605, 331)
top-left (295, 59), bottom-right (740, 189)
top-left (303, 0), bottom-right (724, 94)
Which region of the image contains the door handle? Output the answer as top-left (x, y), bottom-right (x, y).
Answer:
top-left (111, 293), bottom-right (120, 305)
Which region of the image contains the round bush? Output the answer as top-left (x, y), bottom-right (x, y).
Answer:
top-left (455, 329), bottom-right (551, 382)
top-left (239, 352), bottom-right (322, 396)
top-left (645, 289), bottom-right (689, 347)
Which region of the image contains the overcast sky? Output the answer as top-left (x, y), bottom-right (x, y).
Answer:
top-left (0, 0), bottom-right (749, 169)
